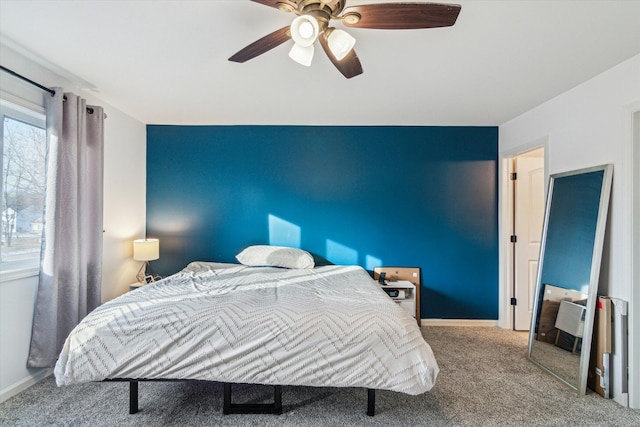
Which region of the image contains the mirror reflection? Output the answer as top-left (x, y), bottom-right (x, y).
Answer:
top-left (532, 284), bottom-right (587, 386)
top-left (528, 164), bottom-right (612, 394)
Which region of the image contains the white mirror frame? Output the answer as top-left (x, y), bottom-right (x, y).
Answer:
top-left (528, 164), bottom-right (613, 394)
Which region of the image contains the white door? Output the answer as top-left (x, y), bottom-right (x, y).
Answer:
top-left (514, 156), bottom-right (545, 330)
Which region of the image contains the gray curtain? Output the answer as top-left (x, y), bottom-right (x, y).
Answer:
top-left (27, 89), bottom-right (104, 368)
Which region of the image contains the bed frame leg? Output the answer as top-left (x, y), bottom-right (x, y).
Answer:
top-left (223, 383), bottom-right (282, 415)
top-left (129, 380), bottom-right (139, 414)
top-left (274, 384), bottom-right (282, 414)
top-left (367, 389), bottom-right (375, 416)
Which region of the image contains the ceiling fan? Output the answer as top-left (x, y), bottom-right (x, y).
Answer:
top-left (229, 1), bottom-right (462, 79)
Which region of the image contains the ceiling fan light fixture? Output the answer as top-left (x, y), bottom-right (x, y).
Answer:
top-left (231, 2), bottom-right (462, 79)
top-left (289, 43), bottom-right (315, 67)
top-left (290, 15), bottom-right (320, 47)
top-left (327, 29), bottom-right (356, 61)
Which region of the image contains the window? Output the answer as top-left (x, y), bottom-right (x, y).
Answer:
top-left (0, 98), bottom-right (46, 278)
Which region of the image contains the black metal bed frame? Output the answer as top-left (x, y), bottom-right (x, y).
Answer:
top-left (108, 379), bottom-right (376, 416)
top-left (223, 383), bottom-right (282, 415)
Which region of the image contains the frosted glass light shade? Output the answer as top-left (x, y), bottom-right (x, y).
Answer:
top-left (290, 15), bottom-right (319, 47)
top-left (133, 238), bottom-right (159, 261)
top-left (327, 29), bottom-right (356, 61)
top-left (289, 43), bottom-right (315, 67)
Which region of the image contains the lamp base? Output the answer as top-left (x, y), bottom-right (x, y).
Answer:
top-left (135, 262), bottom-right (147, 283)
top-left (136, 261), bottom-right (161, 283)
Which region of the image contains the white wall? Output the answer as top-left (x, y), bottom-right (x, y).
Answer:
top-left (499, 54), bottom-right (640, 408)
top-left (0, 43), bottom-right (146, 402)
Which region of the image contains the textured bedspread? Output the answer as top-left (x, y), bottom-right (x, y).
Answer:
top-left (54, 263), bottom-right (439, 395)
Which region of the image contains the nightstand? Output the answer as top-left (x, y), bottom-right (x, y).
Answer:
top-left (381, 280), bottom-right (417, 319)
top-left (129, 282), bottom-right (146, 291)
top-left (374, 267), bottom-right (421, 326)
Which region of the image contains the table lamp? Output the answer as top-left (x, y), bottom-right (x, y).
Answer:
top-left (133, 238), bottom-right (159, 283)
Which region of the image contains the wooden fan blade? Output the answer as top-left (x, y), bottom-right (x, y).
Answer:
top-left (229, 26), bottom-right (291, 63)
top-left (319, 33), bottom-right (363, 79)
top-left (250, 0), bottom-right (298, 10)
top-left (342, 3), bottom-right (461, 29)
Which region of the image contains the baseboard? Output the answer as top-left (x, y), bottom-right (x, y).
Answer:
top-left (614, 392), bottom-right (629, 408)
top-left (421, 319), bottom-right (499, 327)
top-left (0, 368), bottom-right (52, 404)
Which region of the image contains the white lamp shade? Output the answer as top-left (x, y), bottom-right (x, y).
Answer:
top-left (289, 43), bottom-right (315, 67)
top-left (133, 238), bottom-right (159, 261)
top-left (327, 29), bottom-right (356, 61)
top-left (290, 15), bottom-right (319, 48)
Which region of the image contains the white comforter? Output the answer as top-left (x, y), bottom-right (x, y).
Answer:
top-left (54, 263), bottom-right (439, 395)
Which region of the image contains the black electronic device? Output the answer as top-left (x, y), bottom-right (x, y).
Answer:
top-left (378, 271), bottom-right (386, 285)
top-left (383, 289), bottom-right (399, 298)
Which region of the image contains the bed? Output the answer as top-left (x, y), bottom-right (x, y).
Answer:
top-left (54, 247), bottom-right (439, 416)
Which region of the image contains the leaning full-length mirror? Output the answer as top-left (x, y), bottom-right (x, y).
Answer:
top-left (528, 164), bottom-right (613, 394)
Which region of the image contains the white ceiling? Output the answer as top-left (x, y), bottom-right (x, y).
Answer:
top-left (1, 0), bottom-right (639, 126)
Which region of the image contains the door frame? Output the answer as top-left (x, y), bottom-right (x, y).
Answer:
top-left (624, 102), bottom-right (640, 409)
top-left (498, 137), bottom-right (549, 330)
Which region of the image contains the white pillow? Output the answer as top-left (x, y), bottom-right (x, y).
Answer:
top-left (236, 245), bottom-right (315, 269)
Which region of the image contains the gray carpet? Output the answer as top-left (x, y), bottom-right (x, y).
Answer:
top-left (1, 327), bottom-right (638, 426)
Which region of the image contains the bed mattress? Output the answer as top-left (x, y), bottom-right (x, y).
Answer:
top-left (54, 263), bottom-right (439, 395)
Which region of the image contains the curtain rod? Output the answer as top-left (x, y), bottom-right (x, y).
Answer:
top-left (0, 65), bottom-right (56, 97)
top-left (0, 64), bottom-right (103, 116)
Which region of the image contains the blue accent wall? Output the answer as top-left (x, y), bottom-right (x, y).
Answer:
top-left (146, 125), bottom-right (498, 319)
